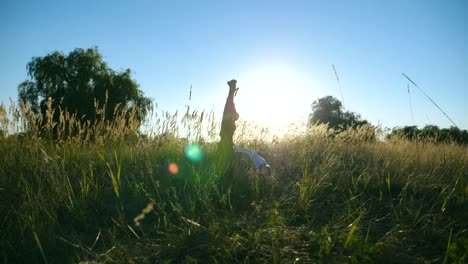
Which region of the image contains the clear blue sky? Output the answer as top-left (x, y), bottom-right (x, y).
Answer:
top-left (1, 0), bottom-right (467, 131)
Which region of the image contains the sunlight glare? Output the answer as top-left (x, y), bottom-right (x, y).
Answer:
top-left (184, 143), bottom-right (204, 162)
top-left (237, 64), bottom-right (314, 134)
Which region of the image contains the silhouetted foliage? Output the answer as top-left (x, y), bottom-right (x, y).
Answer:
top-left (18, 47), bottom-right (152, 135)
top-left (308, 96), bottom-right (368, 130)
top-left (388, 125), bottom-right (468, 145)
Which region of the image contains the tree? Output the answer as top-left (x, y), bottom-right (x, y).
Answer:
top-left (388, 125), bottom-right (468, 145)
top-left (308, 96), bottom-right (368, 129)
top-left (421, 125), bottom-right (440, 140)
top-left (18, 47), bottom-right (152, 134)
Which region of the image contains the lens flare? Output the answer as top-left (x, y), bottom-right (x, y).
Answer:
top-left (184, 143), bottom-right (204, 163)
top-left (168, 162), bottom-right (179, 175)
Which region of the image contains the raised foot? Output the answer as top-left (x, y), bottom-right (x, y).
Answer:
top-left (227, 79), bottom-right (237, 87)
top-left (227, 79), bottom-right (237, 96)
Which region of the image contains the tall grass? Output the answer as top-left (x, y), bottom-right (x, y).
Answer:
top-left (0, 101), bottom-right (467, 263)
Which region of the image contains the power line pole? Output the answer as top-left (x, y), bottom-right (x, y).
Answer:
top-left (402, 73), bottom-right (458, 128)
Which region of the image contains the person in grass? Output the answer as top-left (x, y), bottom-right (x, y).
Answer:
top-left (233, 145), bottom-right (271, 177)
top-left (217, 79), bottom-right (271, 180)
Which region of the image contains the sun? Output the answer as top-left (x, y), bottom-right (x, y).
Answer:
top-left (236, 64), bottom-right (313, 134)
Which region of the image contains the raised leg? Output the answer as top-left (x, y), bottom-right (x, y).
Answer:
top-left (218, 79), bottom-right (239, 178)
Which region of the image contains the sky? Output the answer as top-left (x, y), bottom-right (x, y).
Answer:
top-left (1, 0), bottom-right (467, 133)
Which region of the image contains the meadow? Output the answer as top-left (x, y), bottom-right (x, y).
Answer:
top-left (0, 102), bottom-right (467, 263)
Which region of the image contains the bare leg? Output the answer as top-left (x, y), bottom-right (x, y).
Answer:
top-left (218, 79), bottom-right (239, 178)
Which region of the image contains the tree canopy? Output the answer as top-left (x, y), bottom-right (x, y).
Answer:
top-left (388, 125), bottom-right (468, 145)
top-left (18, 47), bottom-right (152, 132)
top-left (308, 96), bottom-right (368, 129)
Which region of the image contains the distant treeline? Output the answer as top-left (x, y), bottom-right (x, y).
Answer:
top-left (388, 125), bottom-right (468, 145)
